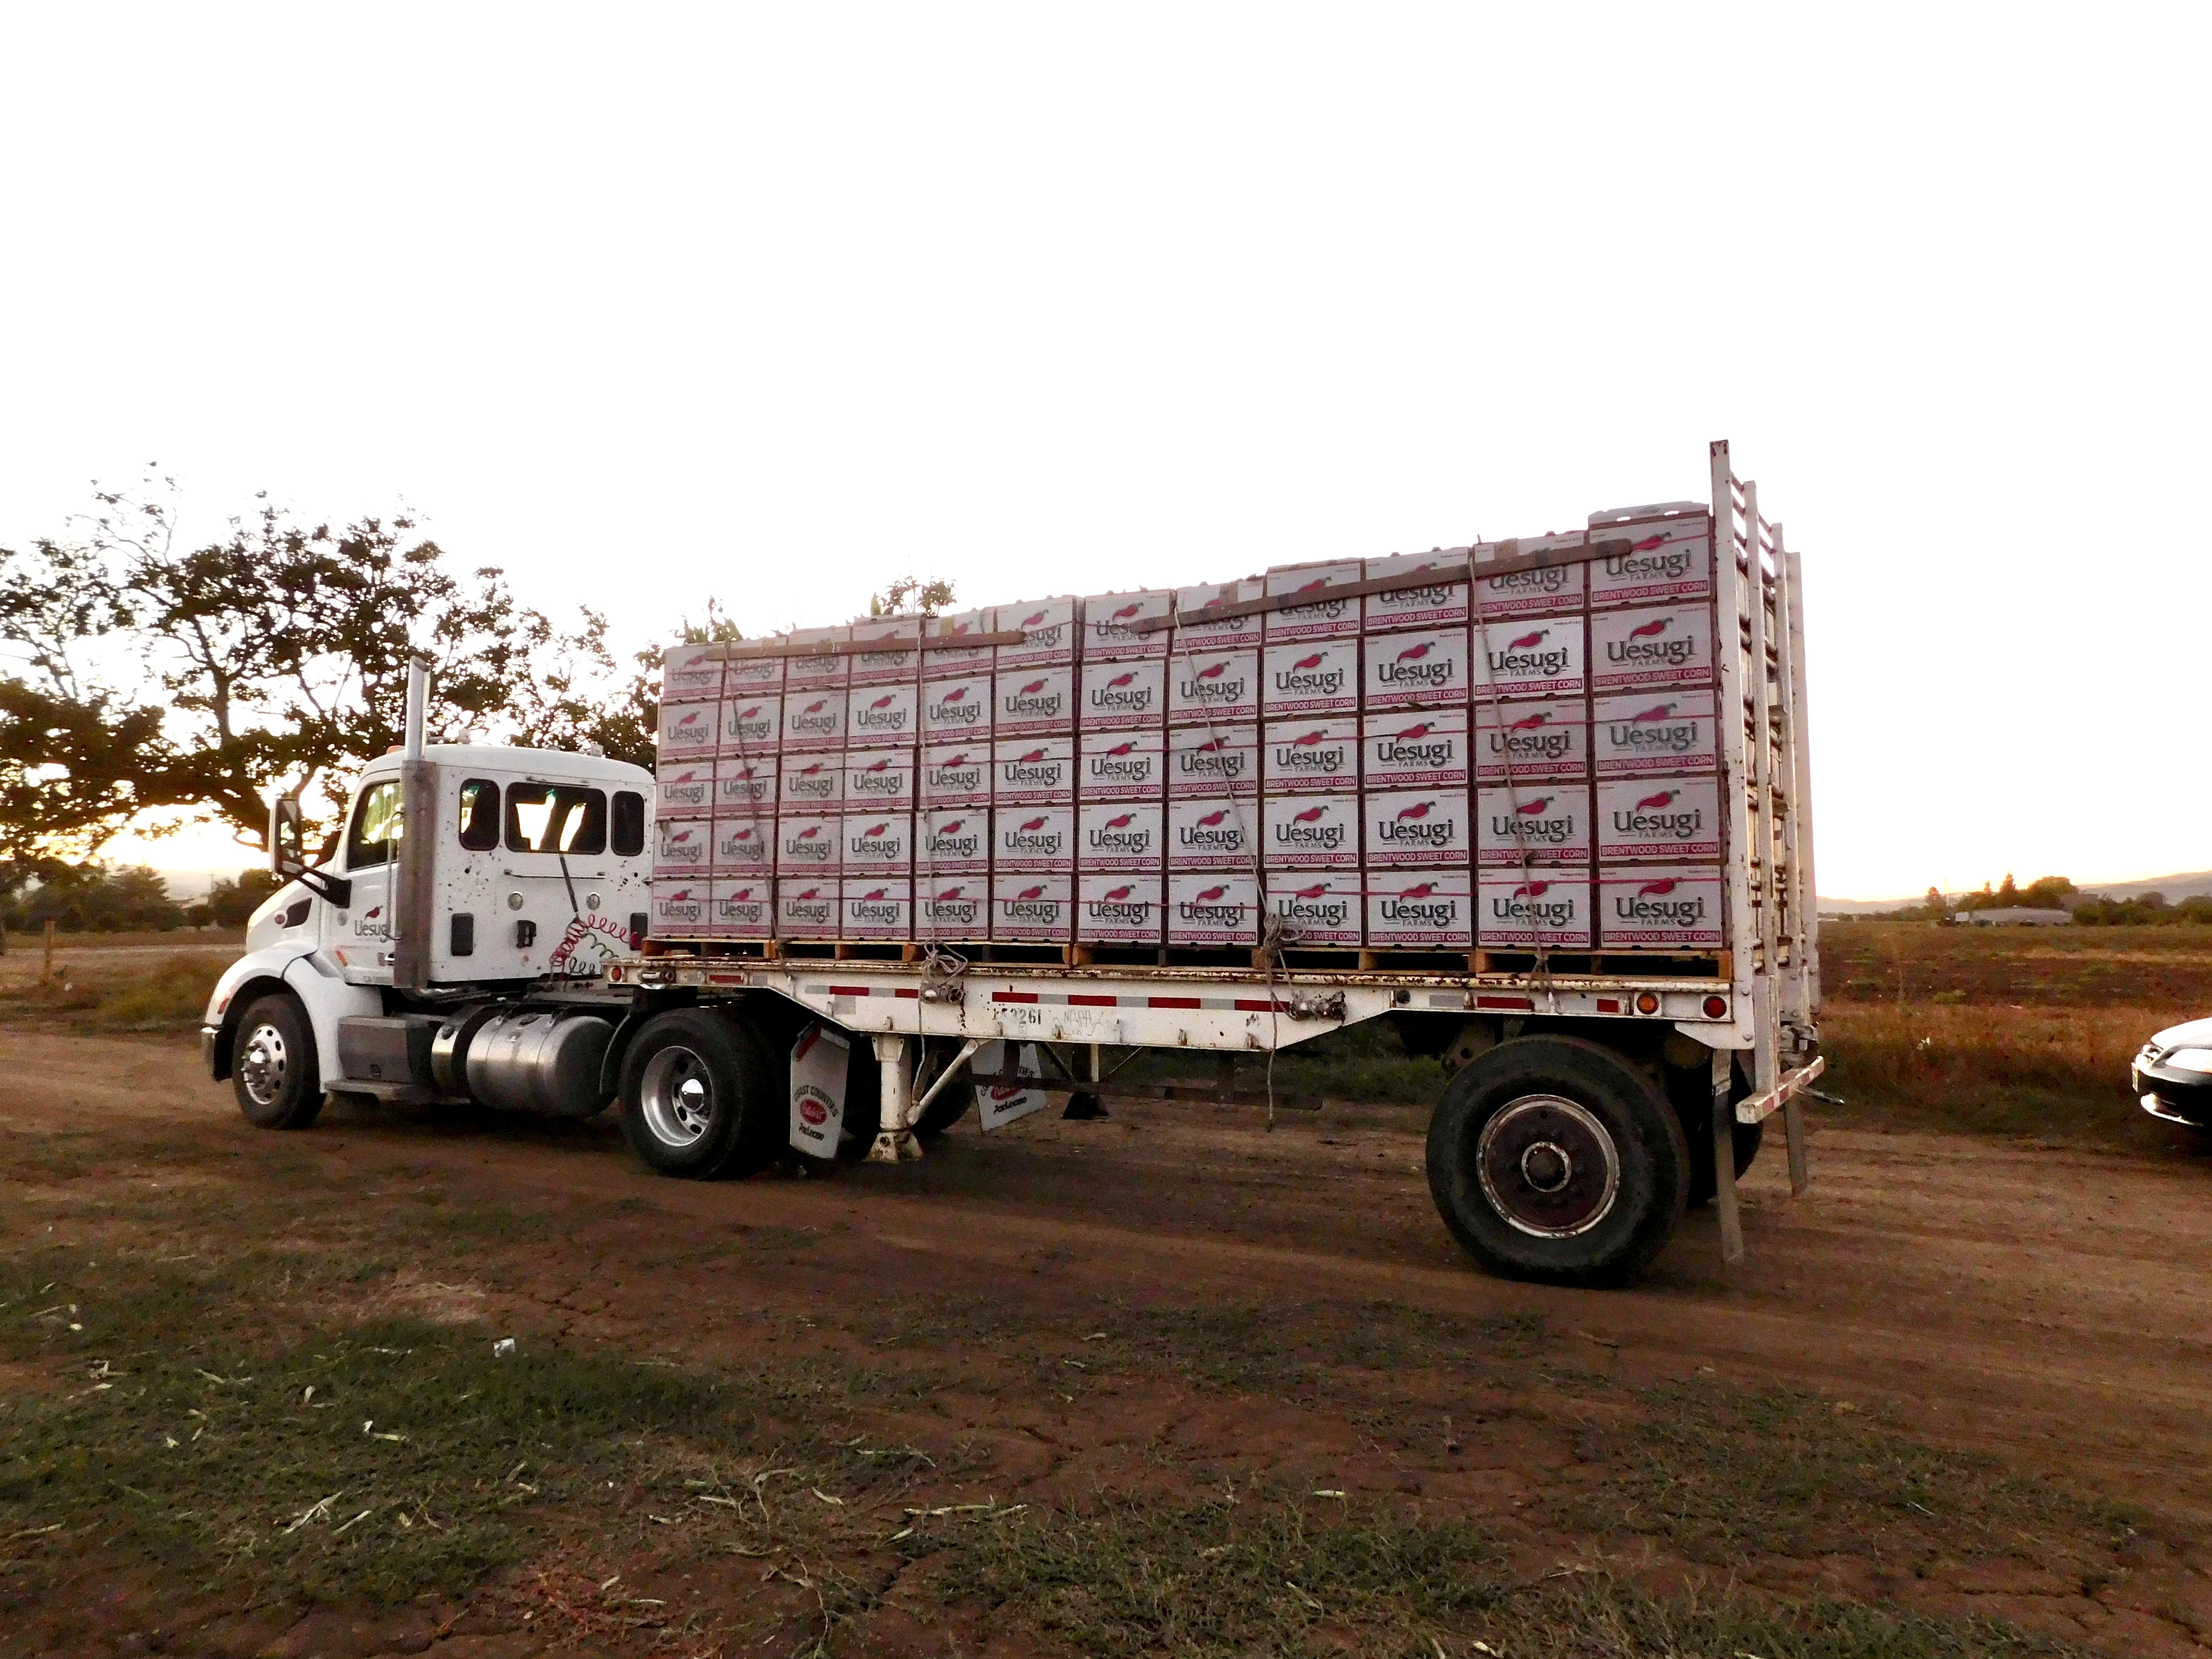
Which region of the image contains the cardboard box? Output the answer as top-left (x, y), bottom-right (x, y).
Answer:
top-left (916, 879), bottom-right (990, 941)
top-left (1266, 871), bottom-right (1362, 945)
top-left (776, 815), bottom-right (840, 877)
top-left (847, 616), bottom-right (922, 685)
top-left (991, 875), bottom-right (1073, 941)
top-left (720, 694), bottom-right (781, 757)
top-left (1472, 617), bottom-right (1585, 697)
top-left (847, 682), bottom-right (919, 743)
top-left (1167, 873), bottom-right (1259, 946)
top-left (920, 675), bottom-right (992, 741)
top-left (779, 756), bottom-right (843, 810)
top-left (1362, 627), bottom-right (1470, 711)
top-left (924, 607), bottom-right (997, 672)
top-left (1587, 507), bottom-right (1713, 608)
top-left (1168, 797), bottom-right (1258, 871)
top-left (845, 748), bottom-right (917, 808)
top-left (916, 807), bottom-right (989, 875)
top-left (1077, 873), bottom-right (1165, 943)
top-left (723, 650), bottom-right (785, 696)
top-left (995, 803), bottom-right (1075, 872)
top-left (1592, 690), bottom-right (1717, 776)
top-left (1366, 869), bottom-right (1474, 950)
top-left (1262, 793), bottom-right (1360, 868)
top-left (1596, 776), bottom-right (1723, 861)
top-left (995, 597), bottom-right (1080, 667)
top-left (777, 881), bottom-right (840, 938)
top-left (1167, 724), bottom-right (1259, 795)
top-left (1362, 708), bottom-right (1470, 789)
top-left (1082, 589), bottom-right (1173, 660)
top-left (713, 756), bottom-right (778, 812)
top-left (661, 644), bottom-right (724, 705)
top-left (1079, 801), bottom-right (1164, 872)
top-left (1478, 873), bottom-right (1595, 948)
top-left (1262, 637), bottom-right (1359, 718)
top-left (1262, 718), bottom-right (1359, 792)
top-left (842, 878), bottom-right (913, 939)
top-left (711, 816), bottom-right (772, 873)
top-left (1079, 658), bottom-right (1166, 729)
top-left (1590, 603), bottom-right (1716, 692)
top-left (1477, 783), bottom-right (1590, 866)
top-left (1080, 728), bottom-right (1166, 800)
top-left (650, 878), bottom-right (711, 938)
top-left (1171, 579), bottom-right (1263, 649)
top-left (1168, 647), bottom-right (1260, 725)
top-left (656, 700), bottom-right (719, 763)
top-left (1470, 535), bottom-right (1587, 617)
top-left (1363, 787), bottom-right (1472, 867)
top-left (781, 626), bottom-right (849, 691)
top-left (993, 736), bottom-right (1076, 803)
top-left (782, 688), bottom-right (847, 752)
top-left (1364, 550), bottom-right (1469, 630)
top-left (711, 878), bottom-right (775, 939)
top-left (656, 761), bottom-right (716, 817)
top-left (994, 663), bottom-right (1077, 736)
top-left (1473, 699), bottom-right (1587, 782)
top-left (842, 812), bottom-right (914, 871)
top-left (1263, 560), bottom-right (1364, 641)
top-left (1598, 865), bottom-right (1724, 949)
top-left (920, 743), bottom-right (991, 806)
top-left (654, 817), bottom-right (713, 878)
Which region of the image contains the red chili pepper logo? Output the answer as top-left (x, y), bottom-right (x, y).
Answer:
top-left (1637, 879), bottom-right (1677, 896)
top-left (796, 826), bottom-right (820, 841)
top-left (1197, 810), bottom-right (1229, 828)
top-left (940, 818), bottom-right (964, 834)
top-left (860, 888), bottom-right (886, 901)
top-left (1104, 884), bottom-right (1133, 900)
top-left (1399, 882), bottom-right (1437, 899)
top-left (1106, 813), bottom-right (1134, 829)
top-left (1506, 713), bottom-right (1548, 731)
top-left (1019, 817), bottom-right (1046, 831)
top-left (676, 711), bottom-right (700, 726)
top-left (1017, 748), bottom-right (1045, 763)
top-left (1292, 806), bottom-right (1324, 823)
top-left (1195, 885), bottom-right (1227, 902)
top-left (1395, 722), bottom-right (1436, 739)
top-left (1196, 737), bottom-right (1226, 753)
top-left (936, 886), bottom-right (966, 900)
top-left (1020, 610), bottom-right (1047, 629)
top-left (1632, 531), bottom-right (1668, 551)
top-left (1636, 790), bottom-right (1677, 809)
top-left (1295, 577), bottom-right (1328, 594)
top-left (794, 887), bottom-right (822, 900)
top-left (1197, 661), bottom-right (1227, 680)
top-left (1107, 672), bottom-right (1135, 688)
top-left (869, 695), bottom-right (894, 709)
top-left (797, 762), bottom-right (823, 775)
top-left (1395, 643), bottom-right (1432, 662)
top-left (1628, 619), bottom-right (1669, 639)
top-left (1512, 882), bottom-right (1551, 899)
top-left (1106, 742), bottom-right (1135, 756)
top-left (1112, 602), bottom-right (1141, 621)
top-left (862, 823), bottom-right (888, 837)
top-left (1506, 630), bottom-right (1546, 650)
top-left (1017, 885), bottom-right (1044, 901)
top-left (1293, 653), bottom-right (1324, 671)
top-left (1291, 730), bottom-right (1325, 745)
top-left (804, 699), bottom-right (826, 714)
top-left (1293, 883), bottom-right (1329, 899)
top-left (938, 685), bottom-right (968, 703)
top-left (1514, 797), bottom-right (1551, 816)
top-left (864, 757), bottom-right (890, 772)
top-left (1396, 802), bottom-right (1433, 821)
top-left (662, 891), bottom-right (690, 903)
top-left (1631, 703), bottom-right (1676, 721)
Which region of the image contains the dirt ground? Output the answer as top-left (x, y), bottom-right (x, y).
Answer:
top-left (4, 1027), bottom-right (2212, 1656)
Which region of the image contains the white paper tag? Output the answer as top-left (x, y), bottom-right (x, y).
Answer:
top-left (789, 1022), bottom-right (850, 1158)
top-left (974, 1040), bottom-right (1050, 1131)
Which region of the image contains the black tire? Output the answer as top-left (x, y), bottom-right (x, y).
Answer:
top-left (1669, 1061), bottom-right (1766, 1209)
top-left (1426, 1035), bottom-right (1690, 1286)
top-left (230, 994), bottom-right (325, 1130)
top-left (618, 1008), bottom-right (781, 1179)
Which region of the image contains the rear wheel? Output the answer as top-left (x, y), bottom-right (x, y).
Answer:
top-left (230, 994), bottom-right (324, 1130)
top-left (1426, 1035), bottom-right (1689, 1286)
top-left (619, 1009), bottom-right (780, 1178)
top-left (1668, 1058), bottom-right (1765, 1208)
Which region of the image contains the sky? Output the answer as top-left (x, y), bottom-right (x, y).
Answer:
top-left (2, 4), bottom-right (2205, 899)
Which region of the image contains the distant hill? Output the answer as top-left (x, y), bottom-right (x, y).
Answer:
top-left (1820, 870), bottom-right (2212, 914)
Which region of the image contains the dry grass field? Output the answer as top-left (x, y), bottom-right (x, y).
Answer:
top-left (2, 921), bottom-right (2208, 1655)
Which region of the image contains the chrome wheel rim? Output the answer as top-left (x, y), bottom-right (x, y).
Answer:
top-left (639, 1045), bottom-right (715, 1147)
top-left (1476, 1094), bottom-right (1621, 1238)
top-left (239, 1022), bottom-right (289, 1107)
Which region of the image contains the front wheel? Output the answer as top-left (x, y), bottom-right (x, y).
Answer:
top-left (230, 994), bottom-right (325, 1130)
top-left (618, 1009), bottom-right (780, 1178)
top-left (1426, 1035), bottom-right (1689, 1286)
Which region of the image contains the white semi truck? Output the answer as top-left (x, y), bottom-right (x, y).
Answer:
top-left (202, 441), bottom-right (1822, 1285)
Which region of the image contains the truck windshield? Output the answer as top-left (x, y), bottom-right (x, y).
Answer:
top-left (504, 783), bottom-right (607, 854)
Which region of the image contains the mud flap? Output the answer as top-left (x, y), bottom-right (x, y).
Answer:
top-left (974, 1040), bottom-right (1049, 1131)
top-left (790, 1022), bottom-right (850, 1159)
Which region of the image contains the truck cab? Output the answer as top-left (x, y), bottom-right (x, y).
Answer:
top-left (206, 731), bottom-right (656, 1120)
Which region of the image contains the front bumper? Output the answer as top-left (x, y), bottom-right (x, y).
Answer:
top-left (2132, 1049), bottom-right (2212, 1130)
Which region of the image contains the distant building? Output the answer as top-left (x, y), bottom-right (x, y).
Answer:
top-left (1959, 907), bottom-right (2073, 926)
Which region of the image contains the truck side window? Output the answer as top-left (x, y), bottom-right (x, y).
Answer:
top-left (611, 790), bottom-right (646, 856)
top-left (504, 783), bottom-right (608, 854)
top-left (457, 779), bottom-right (500, 851)
top-left (346, 780), bottom-right (404, 869)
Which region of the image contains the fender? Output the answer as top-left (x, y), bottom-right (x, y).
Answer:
top-left (202, 943), bottom-right (380, 1092)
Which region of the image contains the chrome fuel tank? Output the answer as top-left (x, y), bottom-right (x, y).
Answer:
top-left (461, 1008), bottom-right (614, 1117)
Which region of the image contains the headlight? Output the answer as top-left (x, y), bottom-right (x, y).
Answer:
top-left (2159, 1047), bottom-right (2212, 1074)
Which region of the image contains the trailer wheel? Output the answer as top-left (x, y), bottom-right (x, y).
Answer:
top-left (619, 1009), bottom-right (779, 1179)
top-left (1426, 1035), bottom-right (1689, 1286)
top-left (1666, 1060), bottom-right (1765, 1208)
top-left (230, 993), bottom-right (325, 1131)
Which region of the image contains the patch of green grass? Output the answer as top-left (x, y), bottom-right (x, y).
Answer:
top-left (1, 954), bottom-right (230, 1033)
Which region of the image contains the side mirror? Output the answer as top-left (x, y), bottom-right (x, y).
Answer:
top-left (268, 792), bottom-right (351, 909)
top-left (270, 795), bottom-right (306, 878)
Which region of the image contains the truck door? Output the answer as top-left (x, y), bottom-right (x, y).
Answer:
top-left (334, 776), bottom-right (403, 984)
